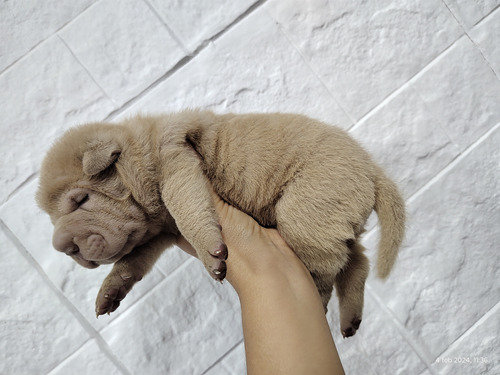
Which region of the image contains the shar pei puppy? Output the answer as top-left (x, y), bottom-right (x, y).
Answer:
top-left (37, 110), bottom-right (405, 337)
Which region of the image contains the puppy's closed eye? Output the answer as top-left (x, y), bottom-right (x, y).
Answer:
top-left (73, 194), bottom-right (89, 209)
top-left (62, 190), bottom-right (91, 213)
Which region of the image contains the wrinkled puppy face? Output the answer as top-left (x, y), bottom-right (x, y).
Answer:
top-left (37, 123), bottom-right (151, 269)
top-left (51, 186), bottom-right (148, 268)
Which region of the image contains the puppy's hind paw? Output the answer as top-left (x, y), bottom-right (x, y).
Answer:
top-left (341, 317), bottom-right (362, 338)
top-left (204, 242), bottom-right (227, 282)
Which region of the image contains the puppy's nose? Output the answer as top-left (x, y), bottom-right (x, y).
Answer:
top-left (52, 231), bottom-right (79, 255)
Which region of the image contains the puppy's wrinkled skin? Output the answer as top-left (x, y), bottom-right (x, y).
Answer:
top-left (37, 110), bottom-right (405, 336)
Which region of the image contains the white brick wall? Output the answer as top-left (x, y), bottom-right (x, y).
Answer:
top-left (1, 1), bottom-right (498, 374)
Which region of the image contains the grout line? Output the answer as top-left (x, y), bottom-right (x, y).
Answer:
top-left (0, 42), bottom-right (41, 76)
top-left (467, 34), bottom-right (500, 81)
top-left (349, 34), bottom-right (465, 133)
top-left (366, 284), bottom-right (438, 375)
top-left (434, 300), bottom-right (500, 359)
top-left (201, 338), bottom-right (244, 374)
top-left (269, 10), bottom-right (356, 127)
top-left (406, 122), bottom-right (499, 205)
top-left (2, 172), bottom-right (38, 207)
top-left (441, 1), bottom-right (500, 80)
top-left (347, 79), bottom-right (413, 134)
top-left (103, 0), bottom-right (268, 122)
top-left (0, 219), bottom-right (133, 375)
top-left (56, 34), bottom-right (118, 107)
top-left (193, 0), bottom-right (268, 53)
top-left (46, 338), bottom-right (94, 375)
top-left (472, 4), bottom-right (500, 27)
top-left (0, 0), bottom-right (102, 76)
top-left (103, 53), bottom-right (193, 121)
top-left (441, 0), bottom-right (467, 30)
top-left (411, 83), bottom-right (461, 151)
top-left (47, 0), bottom-right (102, 34)
top-left (141, 0), bottom-right (190, 55)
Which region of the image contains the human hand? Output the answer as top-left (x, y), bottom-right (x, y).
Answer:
top-left (175, 190), bottom-right (313, 295)
top-left (175, 190), bottom-right (345, 374)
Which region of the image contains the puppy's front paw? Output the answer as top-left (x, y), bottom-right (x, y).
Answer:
top-left (212, 259), bottom-right (227, 281)
top-left (205, 243), bottom-right (228, 282)
top-left (95, 272), bottom-right (142, 317)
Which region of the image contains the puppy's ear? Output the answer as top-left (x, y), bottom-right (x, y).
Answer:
top-left (82, 141), bottom-right (121, 176)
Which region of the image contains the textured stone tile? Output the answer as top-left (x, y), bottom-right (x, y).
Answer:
top-left (49, 339), bottom-right (121, 375)
top-left (0, 0), bottom-right (96, 72)
top-left (442, 0), bottom-right (500, 29)
top-left (0, 180), bottom-right (165, 331)
top-left (123, 7), bottom-right (351, 128)
top-left (368, 125), bottom-right (500, 361)
top-left (266, 0), bottom-right (463, 120)
top-left (469, 7), bottom-right (500, 78)
top-left (412, 36), bottom-right (500, 151)
top-left (0, 36), bottom-right (115, 203)
top-left (148, 0), bottom-right (257, 50)
top-left (59, 0), bottom-right (185, 105)
top-left (204, 342), bottom-right (246, 375)
top-left (431, 302), bottom-right (500, 375)
top-left (0, 229), bottom-right (89, 375)
top-left (326, 288), bottom-right (427, 375)
top-left (101, 259), bottom-right (242, 374)
top-left (351, 86), bottom-right (460, 197)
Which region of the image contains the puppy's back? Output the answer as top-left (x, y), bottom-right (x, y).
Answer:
top-left (186, 113), bottom-right (376, 226)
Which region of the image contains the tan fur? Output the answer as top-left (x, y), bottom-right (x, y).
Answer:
top-left (37, 110), bottom-right (406, 337)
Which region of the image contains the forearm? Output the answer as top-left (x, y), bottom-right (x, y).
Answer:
top-left (177, 193), bottom-right (344, 373)
top-left (238, 269), bottom-right (344, 375)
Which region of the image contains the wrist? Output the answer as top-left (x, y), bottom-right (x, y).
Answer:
top-left (229, 256), bottom-right (318, 304)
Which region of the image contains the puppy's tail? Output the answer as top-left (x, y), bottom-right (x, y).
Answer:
top-left (373, 169), bottom-right (406, 279)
